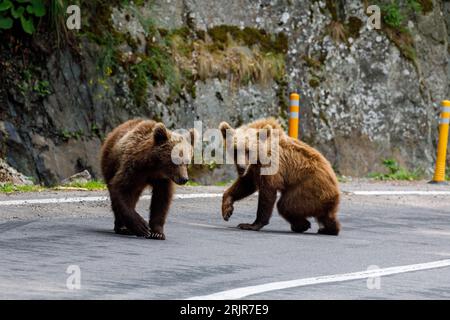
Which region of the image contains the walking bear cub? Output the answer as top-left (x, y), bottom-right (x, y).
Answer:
top-left (101, 119), bottom-right (195, 240)
top-left (219, 118), bottom-right (341, 235)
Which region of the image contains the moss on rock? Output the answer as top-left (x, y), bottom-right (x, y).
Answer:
top-left (419, 0), bottom-right (433, 14)
top-left (346, 16), bottom-right (363, 39)
top-left (206, 25), bottom-right (288, 54)
top-left (74, 2), bottom-right (289, 109)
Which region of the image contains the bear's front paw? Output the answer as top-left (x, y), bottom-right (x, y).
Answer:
top-left (222, 205), bottom-right (234, 221)
top-left (114, 226), bottom-right (135, 236)
top-left (222, 197), bottom-right (234, 221)
top-left (132, 220), bottom-right (152, 238)
top-left (146, 232), bottom-right (166, 240)
top-left (238, 223), bottom-right (263, 231)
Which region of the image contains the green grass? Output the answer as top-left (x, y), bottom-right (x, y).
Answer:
top-left (98, 32), bottom-right (119, 77)
top-left (129, 60), bottom-right (150, 107)
top-left (337, 175), bottom-right (351, 183)
top-left (0, 180), bottom-right (107, 193)
top-left (49, 0), bottom-right (70, 47)
top-left (184, 181), bottom-right (202, 187)
top-left (61, 180), bottom-right (107, 190)
top-left (0, 184), bottom-right (44, 193)
top-left (184, 180), bottom-right (234, 187)
top-left (214, 180), bottom-right (233, 187)
top-left (368, 159), bottom-right (423, 181)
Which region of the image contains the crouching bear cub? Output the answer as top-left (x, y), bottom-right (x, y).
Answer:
top-left (101, 119), bottom-right (195, 240)
top-left (219, 118), bottom-right (341, 235)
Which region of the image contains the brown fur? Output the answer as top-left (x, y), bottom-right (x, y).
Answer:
top-left (219, 118), bottom-right (341, 235)
top-left (100, 119), bottom-right (194, 240)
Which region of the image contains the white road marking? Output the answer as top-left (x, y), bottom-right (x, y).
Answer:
top-left (416, 229), bottom-right (450, 237)
top-left (0, 196), bottom-right (109, 206)
top-left (175, 221), bottom-right (228, 230)
top-left (187, 259), bottom-right (450, 300)
top-left (0, 190), bottom-right (448, 206)
top-left (352, 191), bottom-right (450, 196)
top-left (0, 193), bottom-right (223, 206)
top-left (174, 193), bottom-right (223, 199)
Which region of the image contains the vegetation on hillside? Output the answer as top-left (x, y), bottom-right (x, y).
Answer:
top-left (369, 0), bottom-right (433, 63)
top-left (1, 1), bottom-right (288, 109)
top-left (0, 179), bottom-right (107, 193)
top-left (368, 159), bottom-right (424, 181)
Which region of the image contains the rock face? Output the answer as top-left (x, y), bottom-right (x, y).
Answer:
top-left (0, 0), bottom-right (449, 185)
top-left (60, 170), bottom-right (92, 186)
top-left (0, 159), bottom-right (33, 185)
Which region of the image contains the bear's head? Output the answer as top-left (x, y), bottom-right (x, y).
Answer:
top-left (219, 121), bottom-right (280, 177)
top-left (152, 123), bottom-right (198, 185)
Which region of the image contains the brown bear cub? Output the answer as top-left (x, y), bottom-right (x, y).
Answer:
top-left (219, 118), bottom-right (341, 235)
top-left (101, 119), bottom-right (195, 240)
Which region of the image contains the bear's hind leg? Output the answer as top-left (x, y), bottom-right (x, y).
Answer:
top-left (290, 218), bottom-right (311, 233)
top-left (316, 198), bottom-right (340, 236)
top-left (278, 207), bottom-right (311, 233)
top-left (316, 215), bottom-right (340, 236)
top-left (277, 193), bottom-right (311, 233)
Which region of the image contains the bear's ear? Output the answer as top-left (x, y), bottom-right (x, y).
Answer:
top-left (219, 122), bottom-right (234, 139)
top-left (153, 123), bottom-right (169, 145)
top-left (258, 124), bottom-right (273, 141)
top-left (188, 128), bottom-right (199, 146)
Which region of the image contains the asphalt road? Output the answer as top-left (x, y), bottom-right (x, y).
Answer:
top-left (0, 181), bottom-right (450, 299)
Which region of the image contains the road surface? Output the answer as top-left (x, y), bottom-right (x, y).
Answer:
top-left (0, 181), bottom-right (450, 299)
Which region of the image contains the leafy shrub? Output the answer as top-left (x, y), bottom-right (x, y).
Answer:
top-left (382, 2), bottom-right (404, 29)
top-left (407, 0), bottom-right (422, 13)
top-left (368, 159), bottom-right (423, 181)
top-left (380, 0), bottom-right (424, 29)
top-left (33, 80), bottom-right (51, 96)
top-left (0, 0), bottom-right (46, 34)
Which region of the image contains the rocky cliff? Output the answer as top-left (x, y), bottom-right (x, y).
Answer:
top-left (0, 0), bottom-right (449, 185)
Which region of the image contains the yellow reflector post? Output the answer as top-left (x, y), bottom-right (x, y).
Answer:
top-left (431, 100), bottom-right (450, 184)
top-left (289, 93), bottom-right (300, 139)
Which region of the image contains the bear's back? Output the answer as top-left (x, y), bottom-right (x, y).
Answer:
top-left (101, 119), bottom-right (153, 182)
top-left (115, 120), bottom-right (158, 153)
top-left (247, 117), bottom-right (283, 131)
top-left (280, 136), bottom-right (339, 193)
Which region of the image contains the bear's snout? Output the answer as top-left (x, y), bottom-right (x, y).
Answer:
top-left (174, 177), bottom-right (189, 185)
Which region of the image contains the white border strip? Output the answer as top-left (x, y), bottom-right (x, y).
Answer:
top-left (352, 191), bottom-right (450, 196)
top-left (187, 259), bottom-right (450, 300)
top-left (0, 196), bottom-right (109, 206)
top-left (0, 191), bottom-right (449, 206)
top-left (174, 193), bottom-right (222, 199)
top-left (0, 193), bottom-right (223, 206)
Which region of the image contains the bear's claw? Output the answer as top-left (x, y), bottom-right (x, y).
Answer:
top-left (238, 223), bottom-right (263, 231)
top-left (223, 210), bottom-right (233, 221)
top-left (125, 218), bottom-right (152, 238)
top-left (114, 226), bottom-right (135, 236)
top-left (146, 232), bottom-right (166, 240)
top-left (222, 196), bottom-right (234, 221)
